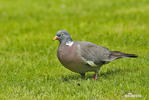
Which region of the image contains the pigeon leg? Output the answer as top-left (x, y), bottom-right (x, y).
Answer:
top-left (94, 69), bottom-right (100, 80)
top-left (94, 73), bottom-right (98, 80)
top-left (80, 73), bottom-right (85, 79)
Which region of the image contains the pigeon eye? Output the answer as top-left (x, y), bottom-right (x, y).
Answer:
top-left (61, 33), bottom-right (64, 36)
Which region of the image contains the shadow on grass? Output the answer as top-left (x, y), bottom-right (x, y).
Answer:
top-left (60, 68), bottom-right (138, 82)
top-left (61, 74), bottom-right (81, 82)
top-left (100, 68), bottom-right (137, 77)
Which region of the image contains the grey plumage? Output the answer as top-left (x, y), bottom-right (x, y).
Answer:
top-left (53, 30), bottom-right (138, 80)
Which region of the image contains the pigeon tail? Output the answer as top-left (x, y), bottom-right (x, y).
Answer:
top-left (111, 51), bottom-right (138, 59)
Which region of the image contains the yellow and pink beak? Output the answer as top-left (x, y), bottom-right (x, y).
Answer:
top-left (53, 36), bottom-right (59, 40)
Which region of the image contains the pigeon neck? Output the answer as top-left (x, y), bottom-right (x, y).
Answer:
top-left (60, 37), bottom-right (73, 45)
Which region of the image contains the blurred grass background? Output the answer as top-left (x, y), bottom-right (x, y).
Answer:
top-left (0, 0), bottom-right (149, 99)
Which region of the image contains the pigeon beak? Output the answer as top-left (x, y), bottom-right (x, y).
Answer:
top-left (53, 36), bottom-right (59, 40)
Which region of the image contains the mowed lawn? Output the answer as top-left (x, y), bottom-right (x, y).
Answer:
top-left (0, 0), bottom-right (149, 99)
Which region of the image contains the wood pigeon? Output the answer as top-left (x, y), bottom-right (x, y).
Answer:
top-left (53, 30), bottom-right (138, 80)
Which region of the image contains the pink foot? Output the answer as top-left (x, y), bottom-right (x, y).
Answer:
top-left (94, 73), bottom-right (98, 80)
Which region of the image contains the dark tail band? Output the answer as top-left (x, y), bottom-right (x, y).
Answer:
top-left (111, 51), bottom-right (138, 59)
top-left (123, 53), bottom-right (138, 58)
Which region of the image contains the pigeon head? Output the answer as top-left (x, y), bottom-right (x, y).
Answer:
top-left (53, 30), bottom-right (72, 44)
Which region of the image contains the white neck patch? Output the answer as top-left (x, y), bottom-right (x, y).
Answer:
top-left (66, 41), bottom-right (74, 46)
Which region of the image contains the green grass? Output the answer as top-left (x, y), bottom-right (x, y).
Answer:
top-left (0, 0), bottom-right (149, 99)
